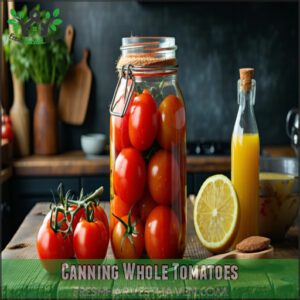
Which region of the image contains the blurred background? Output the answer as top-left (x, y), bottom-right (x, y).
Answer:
top-left (1, 1), bottom-right (298, 248)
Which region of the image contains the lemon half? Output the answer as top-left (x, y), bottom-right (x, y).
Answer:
top-left (193, 174), bottom-right (239, 253)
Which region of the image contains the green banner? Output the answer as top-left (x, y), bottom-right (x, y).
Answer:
top-left (2, 259), bottom-right (299, 299)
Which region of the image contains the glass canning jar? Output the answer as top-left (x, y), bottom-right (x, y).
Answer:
top-left (109, 37), bottom-right (186, 259)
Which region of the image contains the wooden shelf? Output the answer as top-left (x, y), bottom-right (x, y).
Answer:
top-left (12, 151), bottom-right (231, 176)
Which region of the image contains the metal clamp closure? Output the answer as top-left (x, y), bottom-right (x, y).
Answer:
top-left (110, 64), bottom-right (135, 117)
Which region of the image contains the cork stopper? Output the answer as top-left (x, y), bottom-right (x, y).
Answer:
top-left (239, 68), bottom-right (254, 92)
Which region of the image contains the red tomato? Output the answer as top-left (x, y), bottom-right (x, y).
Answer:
top-left (157, 95), bottom-right (186, 150)
top-left (145, 206), bottom-right (180, 259)
top-left (73, 219), bottom-right (109, 259)
top-left (110, 195), bottom-right (138, 234)
top-left (1, 123), bottom-right (13, 141)
top-left (148, 150), bottom-right (180, 205)
top-left (128, 91), bottom-right (158, 151)
top-left (93, 204), bottom-right (109, 232)
top-left (36, 219), bottom-right (74, 272)
top-left (110, 93), bottom-right (136, 153)
top-left (138, 191), bottom-right (157, 224)
top-left (69, 205), bottom-right (84, 231)
top-left (113, 148), bottom-right (146, 205)
top-left (112, 215), bottom-right (144, 259)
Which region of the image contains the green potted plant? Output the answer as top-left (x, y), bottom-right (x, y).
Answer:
top-left (4, 5), bottom-right (70, 155)
top-left (27, 6), bottom-right (70, 155)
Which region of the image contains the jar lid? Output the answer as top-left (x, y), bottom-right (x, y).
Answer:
top-left (117, 36), bottom-right (177, 69)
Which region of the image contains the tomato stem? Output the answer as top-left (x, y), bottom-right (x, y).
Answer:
top-left (49, 184), bottom-right (104, 234)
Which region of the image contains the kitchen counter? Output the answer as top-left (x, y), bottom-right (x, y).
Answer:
top-left (2, 199), bottom-right (299, 298)
top-left (12, 151), bottom-right (231, 176)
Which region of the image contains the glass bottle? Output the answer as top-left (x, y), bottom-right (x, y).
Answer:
top-left (231, 68), bottom-right (260, 245)
top-left (109, 37), bottom-right (186, 259)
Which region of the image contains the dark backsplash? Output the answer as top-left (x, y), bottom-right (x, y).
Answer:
top-left (21, 1), bottom-right (298, 151)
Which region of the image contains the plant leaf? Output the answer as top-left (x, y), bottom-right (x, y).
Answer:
top-left (53, 8), bottom-right (60, 17)
top-left (50, 24), bottom-right (57, 32)
top-left (10, 8), bottom-right (16, 17)
top-left (17, 11), bottom-right (25, 19)
top-left (7, 19), bottom-right (17, 25)
top-left (53, 18), bottom-right (62, 26)
top-left (45, 11), bottom-right (51, 19)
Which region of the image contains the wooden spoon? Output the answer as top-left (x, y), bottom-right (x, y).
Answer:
top-left (210, 246), bottom-right (274, 260)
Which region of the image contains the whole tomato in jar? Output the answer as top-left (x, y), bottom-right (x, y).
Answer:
top-left (113, 148), bottom-right (146, 206)
top-left (148, 149), bottom-right (180, 205)
top-left (157, 95), bottom-right (186, 150)
top-left (128, 90), bottom-right (158, 151)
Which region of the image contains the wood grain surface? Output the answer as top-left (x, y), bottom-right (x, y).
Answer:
top-left (2, 199), bottom-right (298, 260)
top-left (2, 198), bottom-right (299, 299)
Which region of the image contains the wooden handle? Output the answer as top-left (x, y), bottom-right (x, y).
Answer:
top-left (81, 49), bottom-right (89, 64)
top-left (209, 250), bottom-right (238, 260)
top-left (65, 25), bottom-right (74, 54)
top-left (7, 0), bottom-right (15, 34)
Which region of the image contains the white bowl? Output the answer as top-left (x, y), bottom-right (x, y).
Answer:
top-left (81, 134), bottom-right (106, 156)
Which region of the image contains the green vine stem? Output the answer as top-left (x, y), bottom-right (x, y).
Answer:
top-left (49, 185), bottom-right (104, 235)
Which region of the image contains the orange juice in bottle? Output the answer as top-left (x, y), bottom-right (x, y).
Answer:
top-left (231, 68), bottom-right (260, 245)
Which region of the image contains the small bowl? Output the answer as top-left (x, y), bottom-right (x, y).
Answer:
top-left (259, 157), bottom-right (299, 240)
top-left (81, 134), bottom-right (106, 156)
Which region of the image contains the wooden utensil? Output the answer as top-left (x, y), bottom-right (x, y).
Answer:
top-left (64, 25), bottom-right (74, 54)
top-left (210, 246), bottom-right (274, 260)
top-left (58, 46), bottom-right (92, 125)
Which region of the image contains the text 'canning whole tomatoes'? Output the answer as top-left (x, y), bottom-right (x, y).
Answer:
top-left (110, 36), bottom-right (187, 259)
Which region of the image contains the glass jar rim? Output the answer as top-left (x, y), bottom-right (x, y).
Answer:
top-left (120, 36), bottom-right (177, 52)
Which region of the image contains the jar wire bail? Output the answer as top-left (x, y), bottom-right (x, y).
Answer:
top-left (110, 64), bottom-right (135, 117)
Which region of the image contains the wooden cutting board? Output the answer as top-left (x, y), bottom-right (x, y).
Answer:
top-left (58, 46), bottom-right (92, 125)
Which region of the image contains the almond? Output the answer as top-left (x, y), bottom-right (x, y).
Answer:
top-left (236, 236), bottom-right (271, 253)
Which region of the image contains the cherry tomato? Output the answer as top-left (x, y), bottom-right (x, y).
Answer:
top-left (112, 214), bottom-right (144, 259)
top-left (36, 219), bottom-right (74, 272)
top-left (69, 205), bottom-right (84, 231)
top-left (1, 123), bottom-right (13, 141)
top-left (128, 91), bottom-right (158, 151)
top-left (113, 148), bottom-right (146, 205)
top-left (110, 195), bottom-right (138, 235)
top-left (145, 206), bottom-right (180, 259)
top-left (110, 93), bottom-right (136, 153)
top-left (157, 95), bottom-right (186, 150)
top-left (73, 219), bottom-right (109, 259)
top-left (93, 204), bottom-right (109, 232)
top-left (138, 191), bottom-right (157, 224)
top-left (148, 150), bottom-right (180, 205)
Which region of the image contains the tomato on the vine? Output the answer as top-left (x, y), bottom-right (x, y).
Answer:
top-left (157, 95), bottom-right (185, 150)
top-left (128, 90), bottom-right (158, 151)
top-left (148, 149), bottom-right (180, 205)
top-left (138, 191), bottom-right (157, 224)
top-left (112, 214), bottom-right (144, 259)
top-left (36, 218), bottom-right (74, 272)
top-left (145, 206), bottom-right (180, 259)
top-left (110, 195), bottom-right (138, 234)
top-left (80, 204), bottom-right (109, 234)
top-left (113, 148), bottom-right (146, 205)
top-left (73, 219), bottom-right (109, 259)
